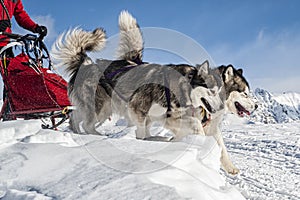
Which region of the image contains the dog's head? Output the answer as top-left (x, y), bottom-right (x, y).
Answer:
top-left (191, 61), bottom-right (223, 90)
top-left (220, 65), bottom-right (258, 117)
top-left (189, 61), bottom-right (224, 112)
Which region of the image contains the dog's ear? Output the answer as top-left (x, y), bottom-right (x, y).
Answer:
top-left (196, 60), bottom-right (209, 75)
top-left (237, 68), bottom-right (243, 75)
top-left (224, 65), bottom-right (234, 83)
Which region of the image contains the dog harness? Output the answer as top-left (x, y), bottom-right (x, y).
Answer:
top-left (103, 64), bottom-right (211, 127)
top-left (102, 64), bottom-right (173, 115)
top-left (101, 64), bottom-right (138, 102)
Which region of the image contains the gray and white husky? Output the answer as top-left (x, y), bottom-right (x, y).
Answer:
top-left (52, 21), bottom-right (218, 141)
top-left (116, 11), bottom-right (258, 174)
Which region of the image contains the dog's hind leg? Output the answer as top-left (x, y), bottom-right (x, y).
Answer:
top-left (82, 122), bottom-right (98, 134)
top-left (128, 96), bottom-right (152, 139)
top-left (129, 109), bottom-right (151, 140)
top-left (69, 112), bottom-right (81, 133)
top-left (95, 98), bottom-right (113, 135)
top-left (81, 85), bottom-right (114, 135)
top-left (80, 98), bottom-right (103, 135)
top-left (82, 110), bottom-right (100, 135)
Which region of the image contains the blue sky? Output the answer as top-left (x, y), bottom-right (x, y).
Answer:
top-left (11, 0), bottom-right (300, 93)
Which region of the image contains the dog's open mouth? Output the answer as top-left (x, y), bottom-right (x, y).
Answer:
top-left (201, 97), bottom-right (216, 113)
top-left (200, 107), bottom-right (211, 127)
top-left (235, 102), bottom-right (250, 117)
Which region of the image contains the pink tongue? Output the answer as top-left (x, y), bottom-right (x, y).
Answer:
top-left (239, 110), bottom-right (250, 117)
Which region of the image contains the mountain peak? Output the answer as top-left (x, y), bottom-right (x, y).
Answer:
top-left (251, 88), bottom-right (300, 123)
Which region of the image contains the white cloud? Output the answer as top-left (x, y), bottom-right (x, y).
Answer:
top-left (209, 28), bottom-right (300, 93)
top-left (257, 29), bottom-right (265, 41)
top-left (251, 77), bottom-right (300, 93)
top-left (32, 15), bottom-right (58, 43)
top-left (12, 15), bottom-right (57, 44)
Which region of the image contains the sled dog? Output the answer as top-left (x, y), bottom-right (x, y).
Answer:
top-left (116, 10), bottom-right (258, 174)
top-left (52, 25), bottom-right (220, 142)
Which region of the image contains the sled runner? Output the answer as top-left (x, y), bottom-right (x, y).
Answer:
top-left (0, 32), bottom-right (73, 129)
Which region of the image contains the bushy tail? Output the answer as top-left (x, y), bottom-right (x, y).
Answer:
top-left (51, 27), bottom-right (106, 76)
top-left (117, 10), bottom-right (143, 63)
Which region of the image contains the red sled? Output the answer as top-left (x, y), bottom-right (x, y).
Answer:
top-left (0, 32), bottom-right (73, 129)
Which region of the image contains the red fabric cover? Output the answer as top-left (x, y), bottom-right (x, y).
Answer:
top-left (4, 53), bottom-right (71, 113)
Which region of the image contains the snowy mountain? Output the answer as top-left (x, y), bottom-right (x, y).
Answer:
top-left (250, 88), bottom-right (300, 123)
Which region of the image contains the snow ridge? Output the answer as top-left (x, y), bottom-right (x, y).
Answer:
top-left (0, 120), bottom-right (245, 200)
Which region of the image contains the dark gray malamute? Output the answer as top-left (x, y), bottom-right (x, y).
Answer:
top-left (52, 26), bottom-right (220, 143)
top-left (115, 11), bottom-right (258, 175)
top-left (53, 10), bottom-right (257, 175)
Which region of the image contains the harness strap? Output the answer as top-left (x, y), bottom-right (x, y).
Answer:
top-left (163, 69), bottom-right (172, 117)
top-left (104, 65), bottom-right (172, 118)
top-left (102, 65), bottom-right (138, 102)
top-left (105, 65), bottom-right (137, 79)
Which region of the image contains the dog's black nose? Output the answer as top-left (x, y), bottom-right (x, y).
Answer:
top-left (255, 104), bottom-right (258, 110)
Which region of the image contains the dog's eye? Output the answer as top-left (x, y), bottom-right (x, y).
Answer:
top-left (188, 72), bottom-right (194, 80)
top-left (244, 92), bottom-right (248, 97)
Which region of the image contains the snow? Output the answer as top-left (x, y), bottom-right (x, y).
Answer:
top-left (222, 118), bottom-right (300, 200)
top-left (0, 89), bottom-right (299, 200)
top-left (0, 119), bottom-right (245, 200)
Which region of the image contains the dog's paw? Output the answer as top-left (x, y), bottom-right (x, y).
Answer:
top-left (191, 124), bottom-right (205, 135)
top-left (189, 118), bottom-right (205, 135)
top-left (194, 128), bottom-right (205, 135)
top-left (82, 125), bottom-right (105, 135)
top-left (143, 136), bottom-right (174, 142)
top-left (83, 129), bottom-right (102, 135)
top-left (223, 163), bottom-right (240, 175)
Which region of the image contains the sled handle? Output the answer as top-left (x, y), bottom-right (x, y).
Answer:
top-left (0, 31), bottom-right (53, 70)
top-left (0, 31), bottom-right (37, 41)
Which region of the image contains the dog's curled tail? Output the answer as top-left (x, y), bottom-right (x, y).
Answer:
top-left (51, 27), bottom-right (106, 75)
top-left (117, 10), bottom-right (143, 63)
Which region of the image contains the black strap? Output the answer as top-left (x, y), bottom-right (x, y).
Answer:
top-left (0, 32), bottom-right (53, 69)
top-left (163, 69), bottom-right (172, 117)
top-left (101, 65), bottom-right (138, 102)
top-left (105, 65), bottom-right (136, 80)
top-left (20, 33), bottom-right (52, 70)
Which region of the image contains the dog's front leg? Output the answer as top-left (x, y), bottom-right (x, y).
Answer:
top-left (138, 115), bottom-right (173, 142)
top-left (134, 119), bottom-right (150, 140)
top-left (213, 130), bottom-right (240, 175)
top-left (166, 116), bottom-right (205, 141)
top-left (128, 108), bottom-right (152, 140)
